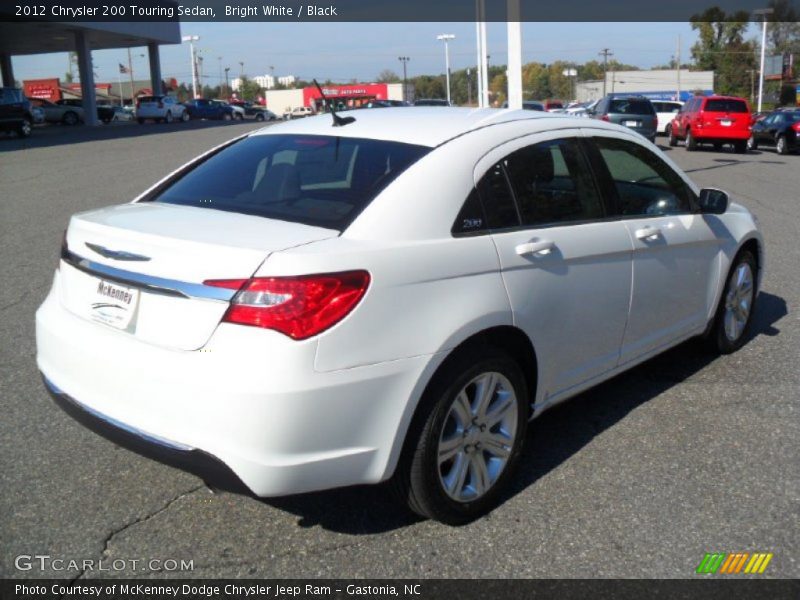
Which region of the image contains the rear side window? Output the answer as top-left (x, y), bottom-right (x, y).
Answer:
top-left (152, 134), bottom-right (430, 231)
top-left (704, 99), bottom-right (748, 113)
top-left (591, 137), bottom-right (694, 217)
top-left (503, 139), bottom-right (604, 226)
top-left (476, 162), bottom-right (520, 229)
top-left (609, 99), bottom-right (655, 115)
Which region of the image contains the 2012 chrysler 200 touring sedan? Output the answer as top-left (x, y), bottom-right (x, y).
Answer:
top-left (36, 108), bottom-right (763, 524)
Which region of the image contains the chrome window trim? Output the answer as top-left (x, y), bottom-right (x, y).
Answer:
top-left (61, 248), bottom-right (236, 302)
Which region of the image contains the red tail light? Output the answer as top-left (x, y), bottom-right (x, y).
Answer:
top-left (204, 271), bottom-right (371, 340)
top-left (601, 114), bottom-right (610, 122)
top-left (792, 122), bottom-right (800, 133)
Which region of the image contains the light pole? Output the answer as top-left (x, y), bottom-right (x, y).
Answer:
top-left (224, 67), bottom-right (230, 97)
top-left (754, 7), bottom-right (774, 113)
top-left (239, 61), bottom-right (244, 79)
top-left (218, 56), bottom-right (222, 93)
top-left (398, 56), bottom-right (410, 101)
top-left (182, 35), bottom-right (200, 99)
top-left (437, 34), bottom-right (455, 105)
top-left (562, 67), bottom-right (577, 102)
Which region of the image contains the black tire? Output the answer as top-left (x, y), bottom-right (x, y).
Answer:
top-left (707, 250), bottom-right (758, 354)
top-left (181, 110), bottom-right (190, 122)
top-left (667, 124), bottom-right (678, 147)
top-left (685, 129), bottom-right (697, 151)
top-left (392, 346), bottom-right (530, 524)
top-left (18, 117), bottom-right (32, 138)
top-left (713, 142), bottom-right (722, 151)
top-left (137, 117), bottom-right (145, 124)
top-left (222, 112), bottom-right (232, 121)
top-left (101, 117), bottom-right (111, 124)
top-left (733, 140), bottom-right (747, 154)
top-left (255, 113), bottom-right (265, 122)
top-left (235, 113), bottom-right (244, 121)
top-left (63, 111), bottom-right (79, 126)
top-left (776, 136), bottom-right (788, 155)
top-left (747, 136), bottom-right (757, 152)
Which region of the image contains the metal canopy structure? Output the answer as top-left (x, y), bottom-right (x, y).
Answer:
top-left (0, 15), bottom-right (180, 125)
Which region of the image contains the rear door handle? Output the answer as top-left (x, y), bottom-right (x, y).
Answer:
top-left (515, 239), bottom-right (555, 256)
top-left (634, 226), bottom-right (662, 241)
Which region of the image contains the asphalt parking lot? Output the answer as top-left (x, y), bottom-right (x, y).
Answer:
top-left (0, 120), bottom-right (797, 579)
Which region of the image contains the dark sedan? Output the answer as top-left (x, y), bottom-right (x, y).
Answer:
top-left (748, 109), bottom-right (800, 155)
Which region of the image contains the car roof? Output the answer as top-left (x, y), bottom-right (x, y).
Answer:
top-left (249, 107), bottom-right (601, 147)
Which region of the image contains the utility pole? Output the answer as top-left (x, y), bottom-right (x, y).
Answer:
top-left (218, 56), bottom-right (222, 94)
top-left (182, 35), bottom-right (200, 99)
top-left (599, 48), bottom-right (613, 97)
top-left (239, 61), bottom-right (244, 79)
top-left (224, 67), bottom-right (230, 97)
top-left (398, 56), bottom-right (410, 102)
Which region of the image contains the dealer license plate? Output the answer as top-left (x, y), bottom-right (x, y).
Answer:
top-left (89, 279), bottom-right (140, 330)
top-left (720, 119), bottom-right (732, 126)
top-left (623, 120), bottom-right (640, 127)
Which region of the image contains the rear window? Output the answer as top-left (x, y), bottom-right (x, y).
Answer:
top-left (151, 134), bottom-right (430, 231)
top-left (704, 99), bottom-right (748, 113)
top-left (609, 99), bottom-right (655, 115)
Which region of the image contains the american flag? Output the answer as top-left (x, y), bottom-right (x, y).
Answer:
top-left (119, 63), bottom-right (129, 74)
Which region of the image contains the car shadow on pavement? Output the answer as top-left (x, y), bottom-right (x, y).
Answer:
top-left (253, 292), bottom-right (787, 534)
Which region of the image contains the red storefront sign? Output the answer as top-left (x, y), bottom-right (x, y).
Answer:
top-left (302, 83), bottom-right (389, 107)
top-left (23, 78), bottom-right (62, 101)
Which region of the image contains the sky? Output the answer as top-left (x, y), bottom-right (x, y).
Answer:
top-left (11, 21), bottom-right (725, 87)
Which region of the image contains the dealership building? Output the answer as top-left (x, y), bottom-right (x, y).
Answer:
top-left (575, 69), bottom-right (715, 102)
top-left (0, 8), bottom-right (181, 125)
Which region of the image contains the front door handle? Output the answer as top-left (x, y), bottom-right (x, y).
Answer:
top-left (515, 239), bottom-right (555, 256)
top-left (634, 226), bottom-right (662, 241)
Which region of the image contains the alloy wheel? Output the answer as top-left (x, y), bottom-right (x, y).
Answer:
top-left (437, 371), bottom-right (518, 502)
top-left (723, 262), bottom-right (754, 342)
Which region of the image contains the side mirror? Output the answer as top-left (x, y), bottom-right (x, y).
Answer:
top-left (698, 188), bottom-right (729, 215)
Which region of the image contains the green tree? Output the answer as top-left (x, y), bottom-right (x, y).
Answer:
top-left (767, 0), bottom-right (800, 56)
top-left (237, 76), bottom-right (263, 101)
top-left (690, 7), bottom-right (757, 96)
top-left (376, 69), bottom-right (400, 83)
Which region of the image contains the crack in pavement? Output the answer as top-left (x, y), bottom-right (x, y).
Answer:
top-left (60, 484), bottom-right (206, 591)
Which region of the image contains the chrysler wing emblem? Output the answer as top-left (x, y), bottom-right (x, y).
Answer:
top-left (85, 242), bottom-right (151, 262)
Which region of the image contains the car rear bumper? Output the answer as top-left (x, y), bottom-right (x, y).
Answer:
top-left (36, 279), bottom-right (433, 496)
top-left (692, 128), bottom-right (750, 141)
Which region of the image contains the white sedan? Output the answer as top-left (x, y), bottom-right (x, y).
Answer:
top-left (36, 108), bottom-right (763, 524)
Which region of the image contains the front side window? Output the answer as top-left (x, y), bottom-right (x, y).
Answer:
top-left (503, 138), bottom-right (604, 226)
top-left (592, 137), bottom-right (694, 217)
top-left (152, 134), bottom-right (430, 231)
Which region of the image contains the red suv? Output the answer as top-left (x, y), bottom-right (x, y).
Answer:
top-left (668, 95), bottom-right (752, 153)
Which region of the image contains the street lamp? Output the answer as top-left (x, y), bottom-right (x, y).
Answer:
top-left (754, 7), bottom-right (774, 113)
top-left (224, 67), bottom-right (230, 97)
top-left (437, 34), bottom-right (455, 105)
top-left (182, 35), bottom-right (200, 99)
top-left (398, 56), bottom-right (410, 102)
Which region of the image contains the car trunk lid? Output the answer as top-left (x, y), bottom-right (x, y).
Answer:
top-left (59, 202), bottom-right (338, 350)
